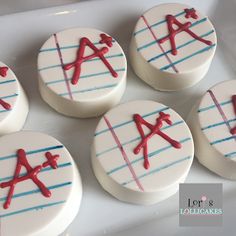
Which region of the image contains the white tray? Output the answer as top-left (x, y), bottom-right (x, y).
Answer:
top-left (0, 0), bottom-right (235, 235)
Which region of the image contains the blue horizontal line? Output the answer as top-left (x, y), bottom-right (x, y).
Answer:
top-left (148, 30), bottom-right (214, 63)
top-left (108, 137), bottom-right (191, 175)
top-left (160, 43), bottom-right (216, 71)
top-left (134, 10), bottom-right (186, 36)
top-left (0, 145), bottom-right (64, 162)
top-left (210, 136), bottom-right (235, 145)
top-left (95, 107), bottom-right (170, 136)
top-left (39, 39), bottom-right (116, 53)
top-left (201, 118), bottom-right (236, 131)
top-left (0, 200), bottom-right (66, 218)
top-left (0, 182), bottom-right (72, 202)
top-left (97, 120), bottom-right (184, 157)
top-left (137, 17), bottom-right (207, 51)
top-left (38, 53), bottom-right (124, 72)
top-left (0, 109), bottom-right (11, 113)
top-left (46, 68), bottom-right (126, 85)
top-left (122, 155), bottom-right (191, 186)
top-left (0, 93), bottom-right (18, 100)
top-left (225, 151), bottom-right (236, 158)
top-left (198, 100), bottom-right (231, 113)
top-left (59, 83), bottom-right (117, 96)
top-left (0, 162), bottom-right (72, 182)
top-left (0, 79), bottom-right (16, 85)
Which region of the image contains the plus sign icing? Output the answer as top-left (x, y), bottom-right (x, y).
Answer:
top-left (0, 131), bottom-right (82, 236)
top-left (188, 80), bottom-right (236, 179)
top-left (91, 100), bottom-right (194, 205)
top-left (38, 28), bottom-right (127, 118)
top-left (129, 3), bottom-right (217, 91)
top-left (0, 62), bottom-right (28, 135)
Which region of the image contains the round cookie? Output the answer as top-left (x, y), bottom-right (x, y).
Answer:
top-left (129, 3), bottom-right (217, 91)
top-left (0, 62), bottom-right (28, 135)
top-left (188, 80), bottom-right (236, 180)
top-left (38, 28), bottom-right (127, 118)
top-left (91, 100), bottom-right (194, 205)
top-left (0, 131), bottom-right (82, 236)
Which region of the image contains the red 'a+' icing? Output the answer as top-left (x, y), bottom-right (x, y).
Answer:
top-left (0, 149), bottom-right (60, 209)
top-left (133, 112), bottom-right (182, 169)
top-left (63, 34), bottom-right (118, 85)
top-left (0, 66), bottom-right (11, 110)
top-left (159, 10), bottom-right (212, 55)
top-left (230, 95), bottom-right (236, 134)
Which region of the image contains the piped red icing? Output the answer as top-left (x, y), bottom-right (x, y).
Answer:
top-left (133, 112), bottom-right (182, 169)
top-left (0, 99), bottom-right (11, 110)
top-left (184, 8), bottom-right (198, 19)
top-left (0, 149), bottom-right (60, 209)
top-left (63, 36), bottom-right (118, 85)
top-left (159, 14), bottom-right (212, 55)
top-left (99, 33), bottom-right (113, 47)
top-left (230, 95), bottom-right (236, 134)
top-left (0, 67), bottom-right (8, 77)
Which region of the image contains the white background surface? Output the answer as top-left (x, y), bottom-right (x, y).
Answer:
top-left (0, 0), bottom-right (235, 235)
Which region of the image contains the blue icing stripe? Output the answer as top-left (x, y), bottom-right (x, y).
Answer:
top-left (0, 109), bottom-right (11, 113)
top-left (0, 162), bottom-right (72, 182)
top-left (201, 118), bottom-right (236, 131)
top-left (107, 137), bottom-right (191, 175)
top-left (137, 17), bottom-right (208, 51)
top-left (59, 83), bottom-right (118, 97)
top-left (0, 145), bottom-right (64, 162)
top-left (0, 182), bottom-right (72, 202)
top-left (46, 68), bottom-right (126, 85)
top-left (198, 100), bottom-right (231, 113)
top-left (96, 120), bottom-right (184, 157)
top-left (225, 152), bottom-right (236, 158)
top-left (95, 107), bottom-right (170, 136)
top-left (0, 94), bottom-right (18, 100)
top-left (0, 200), bottom-right (66, 218)
top-left (39, 39), bottom-right (116, 53)
top-left (210, 136), bottom-right (235, 145)
top-left (38, 53), bottom-right (124, 72)
top-left (134, 10), bottom-right (186, 36)
top-left (148, 30), bottom-right (214, 63)
top-left (160, 44), bottom-right (216, 71)
top-left (122, 155), bottom-right (191, 186)
top-left (0, 79), bottom-right (16, 85)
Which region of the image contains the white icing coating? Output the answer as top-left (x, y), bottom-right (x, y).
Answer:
top-left (38, 28), bottom-right (127, 118)
top-left (91, 100), bottom-right (194, 205)
top-left (0, 131), bottom-right (82, 236)
top-left (0, 62), bottom-right (28, 135)
top-left (188, 80), bottom-right (236, 179)
top-left (129, 3), bottom-right (217, 91)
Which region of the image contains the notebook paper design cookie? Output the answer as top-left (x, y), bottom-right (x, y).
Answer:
top-left (188, 80), bottom-right (236, 179)
top-left (38, 28), bottom-right (127, 118)
top-left (0, 131), bottom-right (82, 236)
top-left (129, 3), bottom-right (217, 91)
top-left (91, 100), bottom-right (194, 205)
top-left (0, 62), bottom-right (28, 135)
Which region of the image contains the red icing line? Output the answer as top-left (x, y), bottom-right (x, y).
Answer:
top-left (159, 14), bottom-right (212, 55)
top-left (184, 8), bottom-right (198, 19)
top-left (104, 116), bottom-right (144, 191)
top-left (141, 15), bottom-right (179, 73)
top-left (0, 67), bottom-right (8, 77)
top-left (63, 37), bottom-right (118, 85)
top-left (0, 99), bottom-right (11, 110)
top-left (230, 95), bottom-right (236, 134)
top-left (133, 112), bottom-right (182, 170)
top-left (99, 33), bottom-right (113, 47)
top-left (0, 149), bottom-right (60, 209)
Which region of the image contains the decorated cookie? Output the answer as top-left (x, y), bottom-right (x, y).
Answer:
top-left (129, 3), bottom-right (217, 91)
top-left (91, 100), bottom-right (194, 205)
top-left (188, 80), bottom-right (236, 179)
top-left (0, 62), bottom-right (28, 135)
top-left (38, 28), bottom-right (127, 118)
top-left (0, 131), bottom-right (82, 236)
